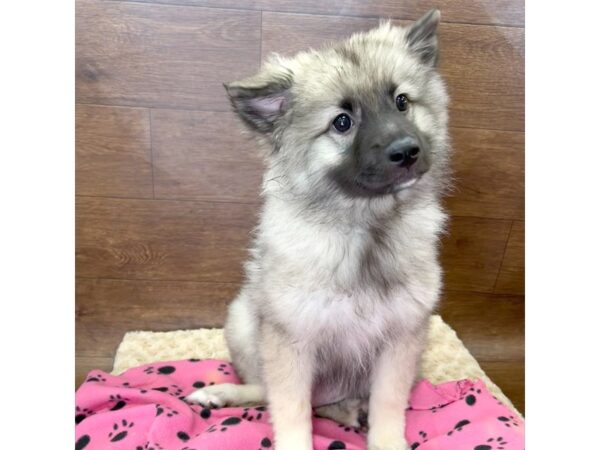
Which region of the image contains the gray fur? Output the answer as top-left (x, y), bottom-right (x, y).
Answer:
top-left (187, 10), bottom-right (449, 450)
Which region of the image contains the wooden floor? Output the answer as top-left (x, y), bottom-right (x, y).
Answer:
top-left (76, 0), bottom-right (525, 412)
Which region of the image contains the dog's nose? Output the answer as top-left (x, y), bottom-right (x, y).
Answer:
top-left (385, 137), bottom-right (420, 168)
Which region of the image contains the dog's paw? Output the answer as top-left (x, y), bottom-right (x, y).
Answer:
top-left (185, 383), bottom-right (237, 408)
top-left (367, 434), bottom-right (409, 450)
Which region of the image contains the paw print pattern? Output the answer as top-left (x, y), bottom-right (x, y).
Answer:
top-left (144, 365), bottom-right (177, 375)
top-left (151, 384), bottom-right (183, 398)
top-left (497, 415), bottom-right (520, 428)
top-left (474, 436), bottom-right (508, 450)
top-left (216, 363), bottom-right (232, 375)
top-left (109, 394), bottom-right (129, 411)
top-left (141, 442), bottom-right (164, 450)
top-left (85, 373), bottom-right (106, 383)
top-left (155, 403), bottom-right (179, 417)
top-left (75, 406), bottom-right (95, 425)
top-left (259, 437), bottom-right (272, 448)
top-left (336, 423), bottom-right (361, 435)
top-left (75, 435), bottom-right (91, 450)
top-left (463, 387), bottom-right (482, 406)
top-left (328, 441), bottom-right (347, 449)
top-left (410, 430), bottom-right (429, 449)
top-left (108, 419), bottom-right (134, 442)
top-left (241, 406), bottom-right (267, 422)
top-left (218, 417), bottom-right (242, 432)
top-left (447, 419), bottom-right (471, 436)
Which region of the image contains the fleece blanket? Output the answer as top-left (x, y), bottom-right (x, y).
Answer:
top-left (76, 358), bottom-right (524, 450)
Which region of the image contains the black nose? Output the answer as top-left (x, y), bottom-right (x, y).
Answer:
top-left (385, 137), bottom-right (420, 168)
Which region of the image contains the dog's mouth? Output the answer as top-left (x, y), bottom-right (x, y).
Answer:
top-left (355, 169), bottom-right (423, 195)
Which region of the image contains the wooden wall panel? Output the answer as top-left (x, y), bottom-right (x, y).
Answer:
top-left (76, 197), bottom-right (257, 282)
top-left (441, 217), bottom-right (512, 293)
top-left (76, 0), bottom-right (261, 110)
top-left (495, 220), bottom-right (525, 294)
top-left (76, 104), bottom-right (153, 198)
top-left (447, 128), bottom-right (524, 220)
top-left (151, 109), bottom-right (263, 202)
top-left (111, 0), bottom-right (524, 27)
top-left (261, 12), bottom-right (524, 131)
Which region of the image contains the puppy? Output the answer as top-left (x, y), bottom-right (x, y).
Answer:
top-left (187, 10), bottom-right (450, 450)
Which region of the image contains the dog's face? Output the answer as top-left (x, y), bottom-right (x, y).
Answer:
top-left (227, 10), bottom-right (449, 201)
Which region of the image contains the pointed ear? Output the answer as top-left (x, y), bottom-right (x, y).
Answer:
top-left (405, 9), bottom-right (441, 66)
top-left (225, 64), bottom-right (293, 134)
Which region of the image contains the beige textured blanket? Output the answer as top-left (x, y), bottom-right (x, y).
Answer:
top-left (112, 314), bottom-right (519, 414)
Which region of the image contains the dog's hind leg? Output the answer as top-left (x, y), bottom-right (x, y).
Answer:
top-left (315, 398), bottom-right (368, 429)
top-left (186, 383), bottom-right (265, 408)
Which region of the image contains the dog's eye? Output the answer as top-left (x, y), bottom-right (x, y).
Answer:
top-left (395, 94), bottom-right (409, 112)
top-left (332, 113), bottom-right (352, 133)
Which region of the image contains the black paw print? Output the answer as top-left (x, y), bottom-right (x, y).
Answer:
top-left (259, 437), bottom-right (272, 448)
top-left (75, 435), bottom-right (91, 450)
top-left (328, 441), bottom-right (346, 449)
top-left (336, 423), bottom-right (361, 435)
top-left (151, 384), bottom-right (183, 397)
top-left (86, 373), bottom-right (106, 383)
top-left (410, 430), bottom-right (429, 449)
top-left (497, 415), bottom-right (520, 428)
top-left (109, 394), bottom-right (129, 411)
top-left (142, 442), bottom-right (164, 450)
top-left (144, 364), bottom-right (176, 375)
top-left (108, 419), bottom-right (134, 442)
top-left (216, 363), bottom-right (232, 375)
top-left (199, 407), bottom-right (212, 419)
top-left (474, 436), bottom-right (508, 450)
top-left (75, 406), bottom-right (95, 425)
top-left (177, 431), bottom-right (191, 442)
top-left (192, 380), bottom-right (206, 389)
top-left (241, 406), bottom-right (267, 422)
top-left (463, 387), bottom-right (482, 406)
top-left (188, 358), bottom-right (202, 362)
top-left (155, 403), bottom-right (179, 418)
top-left (218, 417), bottom-right (242, 432)
top-left (447, 419), bottom-right (471, 436)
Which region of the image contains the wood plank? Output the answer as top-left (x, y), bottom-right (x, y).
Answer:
top-left (439, 291), bottom-right (524, 361)
top-left (76, 0), bottom-right (261, 110)
top-left (76, 197), bottom-right (258, 282)
top-left (447, 128), bottom-right (524, 220)
top-left (495, 220), bottom-right (525, 294)
top-left (111, 0), bottom-right (524, 27)
top-left (151, 109), bottom-right (264, 202)
top-left (478, 360), bottom-right (525, 414)
top-left (76, 278), bottom-right (236, 357)
top-left (261, 12), bottom-right (524, 131)
top-left (441, 217), bottom-right (512, 293)
top-left (76, 104), bottom-right (153, 198)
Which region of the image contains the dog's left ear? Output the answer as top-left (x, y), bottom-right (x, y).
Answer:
top-left (225, 63), bottom-right (293, 134)
top-left (405, 9), bottom-right (441, 66)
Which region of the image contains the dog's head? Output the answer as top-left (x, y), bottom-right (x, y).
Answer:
top-left (226, 10), bottom-right (449, 202)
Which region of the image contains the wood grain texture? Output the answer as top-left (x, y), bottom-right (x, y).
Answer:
top-left (441, 217), bottom-right (512, 293)
top-left (110, 0), bottom-right (524, 27)
top-left (439, 291), bottom-right (524, 361)
top-left (76, 104), bottom-right (153, 198)
top-left (261, 12), bottom-right (524, 131)
top-left (76, 278), bottom-right (236, 356)
top-left (495, 220), bottom-right (525, 294)
top-left (151, 109), bottom-right (264, 202)
top-left (447, 128), bottom-right (524, 220)
top-left (76, 0), bottom-right (261, 110)
top-left (76, 197), bottom-right (258, 282)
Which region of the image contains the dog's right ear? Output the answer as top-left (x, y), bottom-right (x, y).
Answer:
top-left (225, 64), bottom-right (293, 134)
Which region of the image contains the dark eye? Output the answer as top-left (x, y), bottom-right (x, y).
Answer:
top-left (332, 113), bottom-right (352, 133)
top-left (395, 94), bottom-right (409, 112)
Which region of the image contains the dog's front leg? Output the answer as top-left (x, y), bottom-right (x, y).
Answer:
top-left (261, 322), bottom-right (313, 450)
top-left (367, 333), bottom-right (425, 450)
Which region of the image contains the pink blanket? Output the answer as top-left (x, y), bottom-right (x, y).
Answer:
top-left (75, 359), bottom-right (524, 450)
